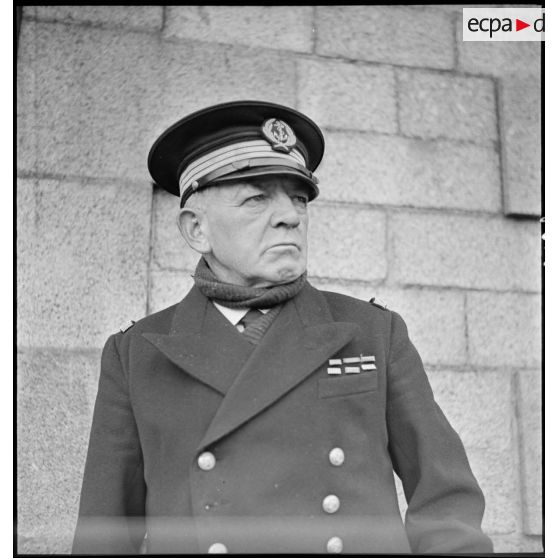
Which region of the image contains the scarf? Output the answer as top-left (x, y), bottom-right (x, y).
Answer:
top-left (192, 257), bottom-right (307, 309)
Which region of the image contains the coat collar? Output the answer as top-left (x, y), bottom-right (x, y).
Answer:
top-left (143, 286), bottom-right (256, 395)
top-left (143, 283), bottom-right (360, 451)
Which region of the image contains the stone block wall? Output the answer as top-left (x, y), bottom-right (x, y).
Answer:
top-left (16, 6), bottom-right (542, 553)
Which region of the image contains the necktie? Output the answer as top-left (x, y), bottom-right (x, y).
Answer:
top-left (237, 309), bottom-right (264, 332)
top-left (237, 306), bottom-right (284, 345)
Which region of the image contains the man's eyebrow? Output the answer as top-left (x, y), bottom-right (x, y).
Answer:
top-left (225, 182), bottom-right (264, 202)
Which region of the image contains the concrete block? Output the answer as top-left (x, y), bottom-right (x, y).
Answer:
top-left (466, 446), bottom-right (519, 535)
top-left (500, 76), bottom-right (542, 216)
top-left (378, 287), bottom-right (466, 366)
top-left (17, 177), bottom-right (34, 258)
top-left (428, 369), bottom-right (513, 452)
top-left (149, 270), bottom-right (194, 315)
top-left (34, 5), bottom-right (163, 30)
top-left (19, 22), bottom-right (165, 182)
top-left (457, 25), bottom-right (541, 78)
top-left (16, 20), bottom-right (36, 173)
top-left (398, 69), bottom-right (497, 143)
top-left (297, 59), bottom-right (396, 133)
top-left (428, 369), bottom-right (517, 534)
top-left (17, 178), bottom-right (152, 349)
top-left (156, 44), bottom-right (296, 140)
top-left (17, 349), bottom-right (101, 554)
top-left (312, 283), bottom-right (466, 366)
top-left (164, 6), bottom-right (313, 53)
top-left (394, 444), bottom-right (521, 538)
top-left (315, 6), bottom-right (454, 69)
top-left (433, 4), bottom-right (517, 14)
top-left (516, 368), bottom-right (542, 534)
top-left (489, 534), bottom-right (543, 553)
top-left (391, 212), bottom-right (541, 292)
top-left (432, 5), bottom-right (471, 13)
top-left (318, 131), bottom-right (500, 212)
top-left (18, 22), bottom-right (296, 183)
top-left (151, 189), bottom-right (201, 271)
top-left (307, 203), bottom-right (387, 281)
top-left (467, 292), bottom-right (541, 368)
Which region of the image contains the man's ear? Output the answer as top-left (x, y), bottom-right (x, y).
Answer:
top-left (177, 208), bottom-right (212, 254)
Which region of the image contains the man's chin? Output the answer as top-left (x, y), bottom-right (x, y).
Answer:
top-left (268, 265), bottom-right (305, 285)
top-left (249, 264), bottom-right (305, 288)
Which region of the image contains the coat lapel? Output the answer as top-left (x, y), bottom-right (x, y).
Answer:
top-left (142, 286), bottom-right (255, 395)
top-left (196, 284), bottom-right (360, 451)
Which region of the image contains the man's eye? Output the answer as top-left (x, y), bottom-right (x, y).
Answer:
top-left (244, 194), bottom-right (266, 204)
top-left (293, 195), bottom-right (308, 206)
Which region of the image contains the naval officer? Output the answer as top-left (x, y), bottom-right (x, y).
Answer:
top-left (72, 100), bottom-right (493, 554)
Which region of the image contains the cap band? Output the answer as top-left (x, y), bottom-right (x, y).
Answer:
top-left (178, 139), bottom-right (307, 198)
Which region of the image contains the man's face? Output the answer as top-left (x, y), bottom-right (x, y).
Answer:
top-left (200, 176), bottom-right (310, 288)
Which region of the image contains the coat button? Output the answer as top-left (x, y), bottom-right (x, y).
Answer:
top-left (208, 542), bottom-right (228, 553)
top-left (329, 447), bottom-right (345, 466)
top-left (322, 494), bottom-right (341, 514)
top-left (198, 451), bottom-right (216, 471)
top-left (326, 536), bottom-right (344, 553)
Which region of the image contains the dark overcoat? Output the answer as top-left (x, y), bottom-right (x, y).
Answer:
top-left (72, 283), bottom-right (493, 554)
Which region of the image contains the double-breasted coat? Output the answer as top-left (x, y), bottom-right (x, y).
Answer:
top-left (72, 283), bottom-right (493, 554)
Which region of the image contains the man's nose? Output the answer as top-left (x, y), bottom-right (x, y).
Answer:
top-left (270, 192), bottom-right (301, 228)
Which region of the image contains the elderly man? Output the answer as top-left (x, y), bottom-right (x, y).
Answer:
top-left (72, 101), bottom-right (493, 554)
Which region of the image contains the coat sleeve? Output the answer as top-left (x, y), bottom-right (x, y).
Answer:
top-left (385, 311), bottom-right (493, 554)
top-left (72, 333), bottom-right (146, 555)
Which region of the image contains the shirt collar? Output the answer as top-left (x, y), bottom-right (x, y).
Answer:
top-left (212, 302), bottom-right (270, 325)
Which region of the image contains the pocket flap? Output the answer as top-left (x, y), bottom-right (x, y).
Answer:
top-left (318, 372), bottom-right (378, 399)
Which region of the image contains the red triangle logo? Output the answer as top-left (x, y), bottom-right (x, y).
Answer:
top-left (516, 18), bottom-right (530, 31)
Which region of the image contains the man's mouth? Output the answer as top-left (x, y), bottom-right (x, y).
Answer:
top-left (269, 243), bottom-right (300, 250)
